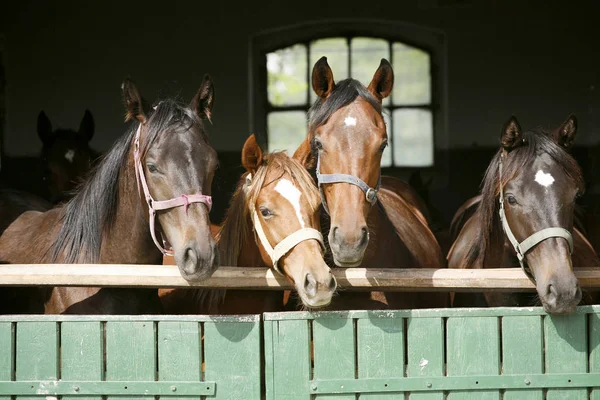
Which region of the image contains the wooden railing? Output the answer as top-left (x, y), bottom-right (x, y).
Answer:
top-left (1, 265), bottom-right (600, 291)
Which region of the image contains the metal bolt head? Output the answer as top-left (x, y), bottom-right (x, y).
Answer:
top-left (310, 384), bottom-right (317, 391)
top-left (426, 383), bottom-right (432, 388)
top-left (525, 379), bottom-right (531, 386)
top-left (170, 386), bottom-right (177, 392)
top-left (73, 386), bottom-right (80, 392)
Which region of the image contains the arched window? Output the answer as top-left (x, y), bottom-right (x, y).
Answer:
top-left (250, 20), bottom-right (447, 169)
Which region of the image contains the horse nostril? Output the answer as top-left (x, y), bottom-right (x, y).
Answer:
top-left (182, 246), bottom-right (198, 275)
top-left (304, 273), bottom-right (317, 297)
top-left (359, 226), bottom-right (369, 247)
top-left (331, 226), bottom-right (339, 241)
top-left (574, 284), bottom-right (582, 301)
top-left (329, 274), bottom-right (337, 292)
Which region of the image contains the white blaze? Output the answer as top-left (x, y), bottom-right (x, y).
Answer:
top-left (274, 179), bottom-right (305, 228)
top-left (535, 170), bottom-right (555, 187)
top-left (344, 116), bottom-right (357, 127)
top-left (65, 149), bottom-right (75, 163)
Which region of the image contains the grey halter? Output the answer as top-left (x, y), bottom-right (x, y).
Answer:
top-left (498, 153), bottom-right (574, 281)
top-left (315, 151), bottom-right (381, 215)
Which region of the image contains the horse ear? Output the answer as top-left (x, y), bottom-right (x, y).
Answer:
top-left (78, 109), bottom-right (94, 142)
top-left (293, 138), bottom-right (313, 168)
top-left (121, 77), bottom-right (147, 124)
top-left (554, 114), bottom-right (577, 149)
top-left (367, 59), bottom-right (394, 101)
top-left (312, 56), bottom-right (335, 99)
top-left (500, 115), bottom-right (523, 150)
top-left (37, 111), bottom-right (53, 145)
top-left (191, 74), bottom-right (214, 122)
top-left (241, 134), bottom-right (263, 174)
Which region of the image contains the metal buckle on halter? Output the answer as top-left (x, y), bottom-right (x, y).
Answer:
top-left (366, 188), bottom-right (377, 204)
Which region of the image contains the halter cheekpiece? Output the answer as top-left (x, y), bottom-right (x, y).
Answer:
top-left (134, 124), bottom-right (213, 256)
top-left (315, 150), bottom-right (381, 215)
top-left (498, 153), bottom-right (574, 282)
top-left (246, 173), bottom-right (326, 272)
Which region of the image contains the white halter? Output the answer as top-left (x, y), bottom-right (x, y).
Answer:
top-left (246, 173), bottom-right (325, 272)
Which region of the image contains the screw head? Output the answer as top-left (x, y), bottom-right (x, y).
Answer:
top-left (73, 386), bottom-right (80, 392)
top-left (170, 386), bottom-right (177, 392)
top-left (525, 379), bottom-right (531, 386)
top-left (310, 384), bottom-right (317, 391)
top-left (426, 383), bottom-right (432, 388)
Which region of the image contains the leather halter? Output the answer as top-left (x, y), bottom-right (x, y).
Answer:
top-left (133, 124), bottom-right (213, 256)
top-left (315, 151), bottom-right (381, 215)
top-left (498, 153), bottom-right (574, 281)
top-left (246, 173), bottom-right (326, 273)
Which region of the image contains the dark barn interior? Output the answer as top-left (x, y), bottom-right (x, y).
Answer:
top-left (0, 0), bottom-right (598, 239)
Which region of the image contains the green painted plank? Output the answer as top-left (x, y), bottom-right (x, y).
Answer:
top-left (265, 319), bottom-right (310, 400)
top-left (105, 321), bottom-right (156, 400)
top-left (15, 321), bottom-right (58, 400)
top-left (312, 316), bottom-right (355, 400)
top-left (446, 316), bottom-right (500, 400)
top-left (61, 322), bottom-right (103, 400)
top-left (590, 312), bottom-right (600, 400)
top-left (0, 322), bottom-right (13, 400)
top-left (544, 314), bottom-right (587, 400)
top-left (406, 317), bottom-right (444, 400)
top-left (204, 320), bottom-right (261, 400)
top-left (157, 321), bottom-right (201, 400)
top-left (356, 316), bottom-right (404, 399)
top-left (502, 315), bottom-right (543, 400)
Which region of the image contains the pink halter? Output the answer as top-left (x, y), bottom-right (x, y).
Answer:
top-left (133, 124), bottom-right (213, 256)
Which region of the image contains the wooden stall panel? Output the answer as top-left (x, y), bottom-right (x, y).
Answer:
top-left (544, 314), bottom-right (587, 400)
top-left (501, 316), bottom-right (543, 400)
top-left (406, 317), bottom-right (444, 400)
top-left (589, 312), bottom-right (600, 400)
top-left (15, 322), bottom-right (59, 400)
top-left (105, 321), bottom-right (156, 400)
top-left (356, 315), bottom-right (404, 399)
top-left (203, 319), bottom-right (261, 400)
top-left (446, 316), bottom-right (500, 400)
top-left (157, 321), bottom-right (201, 400)
top-left (264, 319), bottom-right (311, 400)
top-left (61, 321), bottom-right (103, 400)
top-left (313, 316), bottom-right (356, 400)
top-left (0, 322), bottom-right (12, 400)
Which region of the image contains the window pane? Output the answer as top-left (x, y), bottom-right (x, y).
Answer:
top-left (309, 38), bottom-right (348, 103)
top-left (392, 109), bottom-right (433, 167)
top-left (392, 43), bottom-right (431, 105)
top-left (351, 37), bottom-right (391, 106)
top-left (267, 44), bottom-right (308, 106)
top-left (267, 111), bottom-right (307, 155)
top-left (381, 108), bottom-right (392, 167)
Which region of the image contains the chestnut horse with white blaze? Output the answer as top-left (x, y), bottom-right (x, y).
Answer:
top-left (160, 134), bottom-right (335, 313)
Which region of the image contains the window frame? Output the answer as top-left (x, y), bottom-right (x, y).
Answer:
top-left (249, 19), bottom-right (448, 182)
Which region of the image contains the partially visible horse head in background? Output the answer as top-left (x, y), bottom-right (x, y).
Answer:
top-left (37, 109), bottom-right (99, 203)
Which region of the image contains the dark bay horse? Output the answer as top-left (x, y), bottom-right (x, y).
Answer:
top-left (0, 76), bottom-right (219, 314)
top-left (293, 57), bottom-right (447, 310)
top-left (448, 115), bottom-right (600, 314)
top-left (160, 134), bottom-right (336, 313)
top-left (37, 109), bottom-right (100, 203)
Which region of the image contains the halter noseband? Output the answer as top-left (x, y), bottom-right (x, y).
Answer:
top-left (246, 174), bottom-right (326, 272)
top-left (134, 124), bottom-right (213, 256)
top-left (498, 153), bottom-right (574, 281)
top-left (315, 151), bottom-right (381, 215)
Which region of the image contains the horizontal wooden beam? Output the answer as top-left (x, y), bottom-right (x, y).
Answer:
top-left (1, 265), bottom-right (600, 292)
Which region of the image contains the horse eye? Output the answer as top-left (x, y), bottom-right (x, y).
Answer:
top-left (146, 163), bottom-right (159, 173)
top-left (312, 138), bottom-right (323, 151)
top-left (575, 190), bottom-right (582, 200)
top-left (507, 195), bottom-right (518, 205)
top-left (380, 141), bottom-right (388, 153)
top-left (259, 207), bottom-right (273, 218)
